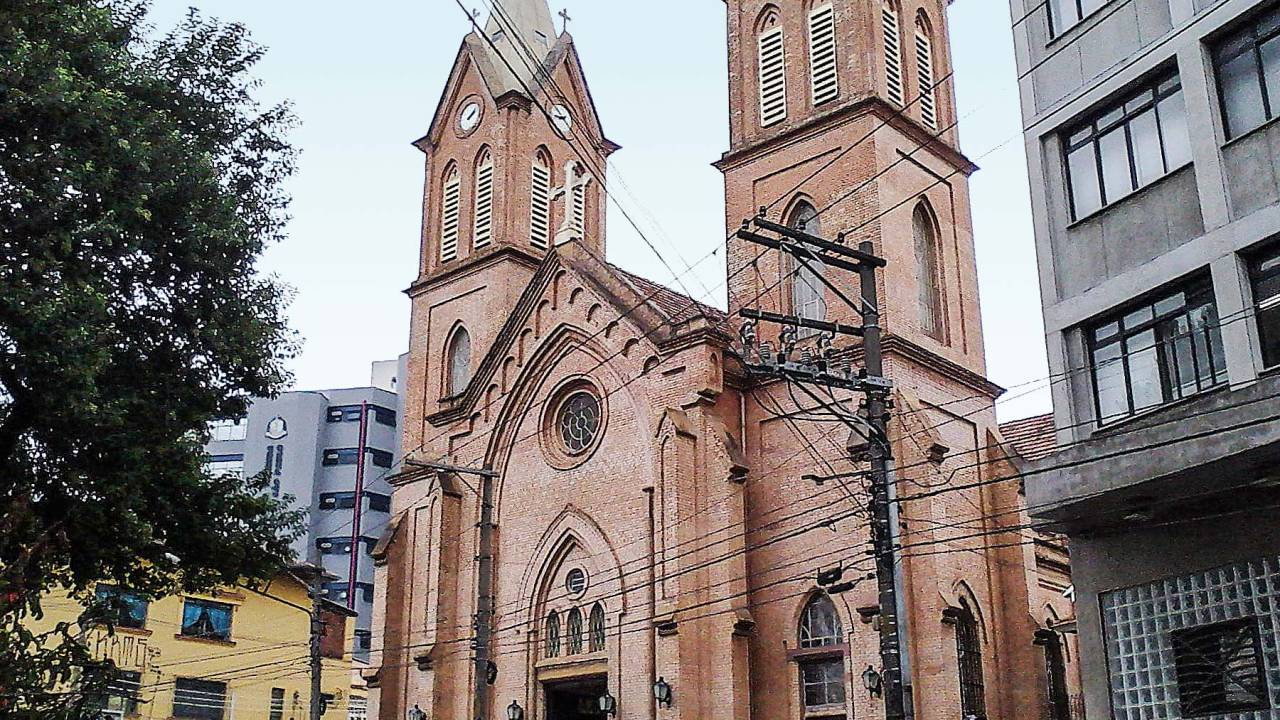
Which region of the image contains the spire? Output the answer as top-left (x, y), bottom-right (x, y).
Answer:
top-left (469, 0), bottom-right (559, 98)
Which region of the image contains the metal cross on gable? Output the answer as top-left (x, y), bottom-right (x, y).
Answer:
top-left (559, 8), bottom-right (572, 33)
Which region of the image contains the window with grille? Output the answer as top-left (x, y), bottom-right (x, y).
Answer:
top-left (95, 585), bottom-right (149, 630)
top-left (809, 4), bottom-right (838, 106)
top-left (589, 603), bottom-right (606, 652)
top-left (1036, 630), bottom-right (1072, 720)
top-left (173, 678), bottom-right (227, 720)
top-left (788, 202), bottom-right (827, 334)
top-left (1214, 4), bottom-right (1280, 139)
top-left (883, 1), bottom-right (904, 105)
top-left (269, 687), bottom-right (285, 720)
top-left (914, 19), bottom-right (937, 130)
top-left (446, 326), bottom-right (472, 396)
top-left (1171, 618), bottom-right (1270, 716)
top-left (1063, 73), bottom-right (1191, 219)
top-left (759, 24), bottom-right (788, 126)
top-left (567, 608), bottom-right (584, 654)
top-left (531, 153), bottom-right (551, 248)
top-left (797, 594), bottom-right (847, 717)
top-left (799, 594), bottom-right (844, 648)
top-left (545, 611), bottom-right (561, 658)
top-left (1087, 276), bottom-right (1227, 425)
top-left (92, 670), bottom-right (141, 718)
top-left (474, 151), bottom-right (494, 249)
top-left (913, 203), bottom-right (946, 342)
top-left (954, 606), bottom-right (987, 720)
top-left (440, 166), bottom-right (461, 262)
top-left (1251, 241), bottom-right (1280, 368)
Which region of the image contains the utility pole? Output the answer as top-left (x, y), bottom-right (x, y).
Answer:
top-left (309, 566), bottom-right (324, 720)
top-left (405, 459), bottom-right (498, 720)
top-left (735, 216), bottom-right (907, 720)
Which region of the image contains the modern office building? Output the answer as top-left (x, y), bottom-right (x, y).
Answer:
top-left (204, 361), bottom-right (405, 658)
top-left (1009, 0), bottom-right (1280, 718)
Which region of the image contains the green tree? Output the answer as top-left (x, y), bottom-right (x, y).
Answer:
top-left (0, 1), bottom-right (305, 715)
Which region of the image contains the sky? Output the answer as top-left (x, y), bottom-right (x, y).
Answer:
top-left (144, 0), bottom-right (1051, 421)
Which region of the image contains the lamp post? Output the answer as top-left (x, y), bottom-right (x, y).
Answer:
top-left (861, 665), bottom-right (884, 698)
top-left (506, 701), bottom-right (524, 720)
top-left (652, 677), bottom-right (673, 708)
top-left (598, 690), bottom-right (618, 717)
top-left (407, 704), bottom-right (427, 720)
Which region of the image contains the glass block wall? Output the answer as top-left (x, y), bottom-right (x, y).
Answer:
top-left (1101, 555), bottom-right (1280, 720)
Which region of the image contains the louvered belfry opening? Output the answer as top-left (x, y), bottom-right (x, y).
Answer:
top-left (440, 165), bottom-right (461, 262)
top-left (530, 150), bottom-right (551, 249)
top-left (915, 15), bottom-right (937, 129)
top-left (883, 0), bottom-right (904, 105)
top-left (473, 149), bottom-right (494, 249)
top-left (809, 4), bottom-right (838, 106)
top-left (758, 13), bottom-right (787, 126)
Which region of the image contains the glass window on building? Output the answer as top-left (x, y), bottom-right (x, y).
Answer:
top-left (367, 493), bottom-right (392, 513)
top-left (180, 598), bottom-right (233, 642)
top-left (173, 678), bottom-right (227, 720)
top-left (1213, 4), bottom-right (1280, 139)
top-left (207, 418), bottom-right (247, 442)
top-left (319, 492), bottom-right (357, 510)
top-left (1063, 73), bottom-right (1191, 219)
top-left (94, 585), bottom-right (148, 630)
top-left (93, 670), bottom-right (141, 718)
top-left (1250, 242), bottom-right (1280, 368)
top-left (204, 454), bottom-right (244, 479)
top-left (1048, 0), bottom-right (1107, 38)
top-left (1087, 276), bottom-right (1227, 425)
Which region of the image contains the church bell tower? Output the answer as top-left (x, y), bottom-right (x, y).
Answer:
top-left (716, 0), bottom-right (987, 375)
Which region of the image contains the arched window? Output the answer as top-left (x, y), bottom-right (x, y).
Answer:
top-left (589, 602), bottom-right (606, 653)
top-left (544, 611), bottom-right (561, 658)
top-left (914, 13), bottom-right (938, 130)
top-left (954, 604), bottom-right (987, 720)
top-left (913, 202), bottom-right (946, 341)
top-left (473, 148), bottom-right (494, 249)
top-left (797, 594), bottom-right (846, 715)
top-left (882, 0), bottom-right (905, 105)
top-left (567, 608), bottom-right (584, 655)
top-left (531, 150), bottom-right (551, 248)
top-left (1037, 630), bottom-right (1071, 720)
top-left (446, 326), bottom-right (472, 397)
top-left (808, 3), bottom-right (838, 105)
top-left (788, 201), bottom-right (827, 332)
top-left (757, 7), bottom-right (787, 126)
top-left (440, 164), bottom-right (461, 262)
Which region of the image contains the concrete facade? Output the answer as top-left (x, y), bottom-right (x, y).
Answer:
top-left (368, 1), bottom-right (1074, 719)
top-left (1009, 0), bottom-right (1280, 717)
top-left (204, 364), bottom-right (406, 659)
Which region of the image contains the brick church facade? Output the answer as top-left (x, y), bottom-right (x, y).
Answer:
top-left (367, 1), bottom-right (1076, 719)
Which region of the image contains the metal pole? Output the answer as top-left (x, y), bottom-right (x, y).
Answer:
top-left (348, 401), bottom-right (370, 609)
top-left (309, 569), bottom-right (324, 720)
top-left (859, 240), bottom-right (907, 720)
top-left (473, 470), bottom-right (496, 720)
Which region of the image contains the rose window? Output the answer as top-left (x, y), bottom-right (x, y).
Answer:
top-left (557, 391), bottom-right (601, 454)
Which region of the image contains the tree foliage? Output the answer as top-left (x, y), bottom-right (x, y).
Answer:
top-left (0, 1), bottom-right (304, 714)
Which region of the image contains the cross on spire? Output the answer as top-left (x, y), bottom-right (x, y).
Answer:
top-left (559, 8), bottom-right (571, 33)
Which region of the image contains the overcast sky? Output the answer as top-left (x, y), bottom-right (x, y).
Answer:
top-left (144, 0), bottom-right (1051, 421)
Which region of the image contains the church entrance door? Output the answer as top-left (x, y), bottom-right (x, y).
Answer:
top-left (544, 676), bottom-right (608, 720)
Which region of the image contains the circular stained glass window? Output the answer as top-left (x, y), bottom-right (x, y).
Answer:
top-left (565, 568), bottom-right (588, 597)
top-left (557, 391), bottom-right (601, 454)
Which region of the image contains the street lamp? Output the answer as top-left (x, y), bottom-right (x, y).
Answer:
top-left (506, 701), bottom-right (524, 720)
top-left (407, 704), bottom-right (428, 720)
top-left (861, 665), bottom-right (883, 698)
top-left (598, 690), bottom-right (618, 717)
top-left (653, 677), bottom-right (673, 708)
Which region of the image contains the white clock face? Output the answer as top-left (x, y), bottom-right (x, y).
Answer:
top-left (550, 104), bottom-right (573, 136)
top-left (459, 102), bottom-right (482, 133)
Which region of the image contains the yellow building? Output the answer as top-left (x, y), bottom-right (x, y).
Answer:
top-left (33, 566), bottom-right (356, 720)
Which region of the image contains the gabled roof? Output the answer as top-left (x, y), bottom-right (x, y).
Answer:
top-left (605, 263), bottom-right (727, 328)
top-left (999, 413), bottom-right (1057, 463)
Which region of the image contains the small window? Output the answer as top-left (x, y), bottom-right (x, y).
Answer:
top-left (914, 16), bottom-right (938, 130)
top-left (809, 4), bottom-right (839, 106)
top-left (565, 568), bottom-right (588, 597)
top-left (914, 203), bottom-right (946, 342)
top-left (446, 327), bottom-right (472, 397)
top-left (557, 392), bottom-right (602, 454)
top-left (1039, 631), bottom-right (1072, 720)
top-left (322, 448), bottom-right (359, 466)
top-left (759, 21), bottom-right (788, 126)
top-left (327, 405), bottom-right (363, 423)
top-left (441, 165), bottom-right (461, 262)
top-left (800, 658), bottom-right (847, 715)
top-left (180, 599), bottom-right (233, 642)
top-left (1171, 618), bottom-right (1269, 716)
top-left (1250, 241), bottom-right (1280, 368)
top-left (474, 149), bottom-right (495, 249)
top-left (94, 586), bottom-right (149, 630)
top-left (316, 537), bottom-right (356, 555)
top-left (370, 405), bottom-right (396, 426)
top-left (174, 678), bottom-right (227, 720)
top-left (1213, 4), bottom-right (1280, 140)
top-left (545, 611), bottom-right (561, 658)
top-left (1087, 276), bottom-right (1227, 425)
top-left (788, 201), bottom-right (827, 333)
top-left (319, 492), bottom-right (358, 510)
top-left (269, 688), bottom-right (285, 720)
top-left (567, 608), bottom-right (584, 655)
top-left (367, 493), bottom-right (392, 513)
top-left (94, 670), bottom-right (141, 717)
top-left (204, 454), bottom-right (244, 479)
top-left (355, 629), bottom-right (373, 652)
top-left (368, 448), bottom-right (393, 468)
top-left (264, 444), bottom-right (283, 477)
top-left (531, 151), bottom-right (552, 248)
top-left (799, 594), bottom-right (844, 648)
top-left (323, 581), bottom-right (373, 605)
top-left (207, 418), bottom-right (247, 442)
top-left (1048, 0), bottom-right (1108, 38)
top-left (954, 605), bottom-right (987, 720)
top-left (882, 0), bottom-right (905, 105)
top-left (589, 603), bottom-right (606, 653)
top-left (1063, 73), bottom-right (1191, 219)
